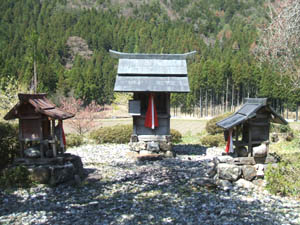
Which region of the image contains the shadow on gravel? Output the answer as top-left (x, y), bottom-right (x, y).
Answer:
top-left (0, 158), bottom-right (294, 225)
top-left (173, 144), bottom-right (207, 155)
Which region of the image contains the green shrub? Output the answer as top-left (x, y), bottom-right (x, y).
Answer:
top-left (206, 112), bottom-right (233, 135)
top-left (200, 134), bottom-right (225, 147)
top-left (270, 123), bottom-right (292, 133)
top-left (0, 122), bottom-right (19, 170)
top-left (66, 133), bottom-right (84, 148)
top-left (270, 123), bottom-right (294, 141)
top-left (170, 129), bottom-right (182, 143)
top-left (265, 161), bottom-right (300, 197)
top-left (0, 166), bottom-right (31, 188)
top-left (89, 124), bottom-right (132, 144)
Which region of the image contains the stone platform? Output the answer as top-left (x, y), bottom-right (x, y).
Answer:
top-left (11, 154), bottom-right (84, 186)
top-left (129, 135), bottom-right (174, 159)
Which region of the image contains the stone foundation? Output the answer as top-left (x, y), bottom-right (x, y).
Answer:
top-left (129, 134), bottom-right (174, 158)
top-left (11, 154), bottom-right (84, 186)
top-left (209, 154), bottom-right (279, 190)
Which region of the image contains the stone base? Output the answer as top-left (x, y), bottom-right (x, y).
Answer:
top-left (210, 154), bottom-right (280, 190)
top-left (129, 135), bottom-right (174, 158)
top-left (11, 154), bottom-right (84, 186)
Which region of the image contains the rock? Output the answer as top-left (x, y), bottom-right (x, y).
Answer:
top-left (216, 179), bottom-right (233, 191)
top-left (147, 141), bottom-right (160, 152)
top-left (252, 178), bottom-right (266, 187)
top-left (242, 165), bottom-right (257, 181)
top-left (216, 156), bottom-right (234, 163)
top-left (236, 157), bottom-right (256, 165)
top-left (204, 160), bottom-right (217, 178)
top-left (236, 146), bottom-right (248, 157)
top-left (49, 163), bottom-right (75, 186)
top-left (64, 154), bottom-right (84, 177)
top-left (271, 132), bottom-right (279, 143)
top-left (253, 141), bottom-right (269, 158)
top-left (129, 141), bottom-right (147, 152)
top-left (217, 163), bottom-right (242, 181)
top-left (255, 164), bottom-right (265, 178)
top-left (159, 142), bottom-right (172, 152)
top-left (24, 147), bottom-right (41, 158)
top-left (235, 178), bottom-right (255, 189)
top-left (139, 150), bottom-right (153, 155)
top-left (28, 166), bottom-right (50, 184)
top-left (130, 134), bottom-right (138, 142)
top-left (164, 151), bottom-right (174, 158)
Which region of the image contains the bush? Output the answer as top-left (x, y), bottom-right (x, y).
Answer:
top-left (89, 125), bottom-right (183, 144)
top-left (0, 122), bottom-right (19, 170)
top-left (89, 124), bottom-right (132, 144)
top-left (206, 112), bottom-right (233, 135)
top-left (265, 161), bottom-right (300, 197)
top-left (200, 134), bottom-right (226, 147)
top-left (170, 129), bottom-right (182, 143)
top-left (66, 133), bottom-right (84, 148)
top-left (270, 123), bottom-right (294, 141)
top-left (270, 123), bottom-right (292, 133)
top-left (0, 166), bottom-right (31, 188)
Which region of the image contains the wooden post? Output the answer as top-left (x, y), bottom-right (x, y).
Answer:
top-left (18, 119), bottom-right (24, 158)
top-left (166, 93), bottom-right (170, 135)
top-left (51, 119), bottom-right (57, 157)
top-left (248, 126), bottom-right (252, 157)
top-left (39, 119), bottom-right (44, 158)
top-left (235, 125), bottom-right (239, 142)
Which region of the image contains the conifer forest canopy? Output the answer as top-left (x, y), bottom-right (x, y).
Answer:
top-left (1, 0), bottom-right (300, 112)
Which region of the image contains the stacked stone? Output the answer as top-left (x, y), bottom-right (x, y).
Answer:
top-left (11, 154), bottom-right (84, 186)
top-left (129, 136), bottom-right (174, 159)
top-left (206, 153), bottom-right (278, 191)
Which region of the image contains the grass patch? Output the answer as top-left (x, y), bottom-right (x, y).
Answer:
top-left (266, 133), bottom-right (300, 197)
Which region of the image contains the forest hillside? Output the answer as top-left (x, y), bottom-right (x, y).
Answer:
top-left (0, 0), bottom-right (298, 116)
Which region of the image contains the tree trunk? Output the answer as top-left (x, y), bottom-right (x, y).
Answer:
top-left (237, 87), bottom-right (240, 107)
top-left (231, 84), bottom-right (234, 112)
top-left (205, 89), bottom-right (208, 117)
top-left (211, 90), bottom-right (213, 117)
top-left (286, 102), bottom-right (289, 119)
top-left (226, 77), bottom-right (229, 112)
top-left (34, 60), bottom-right (37, 93)
top-left (296, 103), bottom-right (298, 121)
top-left (200, 88), bottom-right (203, 118)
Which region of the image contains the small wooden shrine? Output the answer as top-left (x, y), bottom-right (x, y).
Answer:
top-left (110, 50), bottom-right (196, 154)
top-left (4, 93), bottom-right (74, 159)
top-left (216, 98), bottom-right (287, 156)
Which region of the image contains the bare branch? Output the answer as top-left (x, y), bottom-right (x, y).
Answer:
top-left (254, 0), bottom-right (300, 89)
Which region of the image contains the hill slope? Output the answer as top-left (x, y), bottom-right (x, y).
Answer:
top-left (1, 0), bottom-right (293, 112)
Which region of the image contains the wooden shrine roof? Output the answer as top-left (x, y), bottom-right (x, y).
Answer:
top-left (216, 98), bottom-right (287, 130)
top-left (4, 93), bottom-right (74, 120)
top-left (110, 50), bottom-right (196, 93)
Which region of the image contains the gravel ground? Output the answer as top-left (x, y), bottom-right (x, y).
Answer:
top-left (1, 144), bottom-right (300, 225)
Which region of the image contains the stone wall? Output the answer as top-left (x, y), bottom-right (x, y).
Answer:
top-left (207, 154), bottom-right (279, 191)
top-left (12, 154), bottom-right (84, 186)
top-left (129, 135), bottom-right (174, 158)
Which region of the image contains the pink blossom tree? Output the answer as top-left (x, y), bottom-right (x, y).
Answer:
top-left (60, 97), bottom-right (104, 135)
